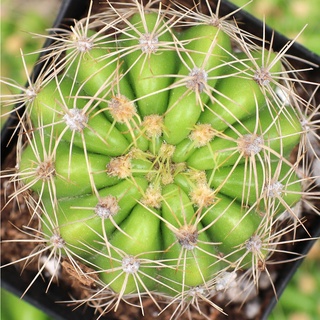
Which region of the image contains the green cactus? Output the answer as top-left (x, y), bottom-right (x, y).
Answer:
top-left (1, 0), bottom-right (319, 319)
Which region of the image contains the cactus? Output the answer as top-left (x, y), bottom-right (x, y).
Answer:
top-left (1, 0), bottom-right (319, 319)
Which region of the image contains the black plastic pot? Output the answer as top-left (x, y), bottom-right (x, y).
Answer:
top-left (1, 1), bottom-right (320, 319)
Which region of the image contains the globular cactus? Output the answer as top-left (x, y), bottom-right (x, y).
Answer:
top-left (1, 0), bottom-right (320, 319)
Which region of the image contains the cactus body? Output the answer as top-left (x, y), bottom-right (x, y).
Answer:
top-left (2, 1), bottom-right (317, 318)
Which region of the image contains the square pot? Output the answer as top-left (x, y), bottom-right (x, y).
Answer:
top-left (1, 1), bottom-right (320, 319)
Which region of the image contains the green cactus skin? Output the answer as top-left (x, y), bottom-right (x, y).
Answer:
top-left (121, 12), bottom-right (179, 117)
top-left (163, 24), bottom-right (232, 145)
top-left (20, 9), bottom-right (302, 295)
